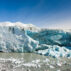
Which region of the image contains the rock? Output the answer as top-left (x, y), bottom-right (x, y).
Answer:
top-left (10, 64), bottom-right (13, 68)
top-left (1, 69), bottom-right (6, 71)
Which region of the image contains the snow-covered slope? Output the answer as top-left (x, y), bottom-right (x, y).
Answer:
top-left (0, 22), bottom-right (71, 58)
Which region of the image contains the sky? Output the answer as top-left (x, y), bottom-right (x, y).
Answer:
top-left (0, 0), bottom-right (71, 29)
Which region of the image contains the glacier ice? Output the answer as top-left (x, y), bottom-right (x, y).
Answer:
top-left (0, 24), bottom-right (38, 52)
top-left (0, 22), bottom-right (71, 58)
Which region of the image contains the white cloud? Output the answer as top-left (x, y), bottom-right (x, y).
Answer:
top-left (42, 19), bottom-right (71, 29)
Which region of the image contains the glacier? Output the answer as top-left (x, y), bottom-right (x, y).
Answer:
top-left (0, 22), bottom-right (71, 58)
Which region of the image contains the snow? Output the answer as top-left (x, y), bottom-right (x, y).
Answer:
top-left (49, 65), bottom-right (55, 69)
top-left (23, 63), bottom-right (37, 67)
top-left (0, 22), bottom-right (71, 58)
top-left (56, 62), bottom-right (62, 67)
top-left (57, 70), bottom-right (61, 71)
top-left (32, 59), bottom-right (40, 64)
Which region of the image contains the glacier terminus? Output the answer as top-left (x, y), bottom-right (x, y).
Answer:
top-left (0, 22), bottom-right (71, 58)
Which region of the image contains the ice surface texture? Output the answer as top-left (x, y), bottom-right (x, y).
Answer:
top-left (0, 22), bottom-right (71, 58)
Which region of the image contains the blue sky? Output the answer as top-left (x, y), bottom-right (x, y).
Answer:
top-left (0, 0), bottom-right (71, 29)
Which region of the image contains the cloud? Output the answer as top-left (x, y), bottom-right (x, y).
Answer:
top-left (41, 19), bottom-right (71, 29)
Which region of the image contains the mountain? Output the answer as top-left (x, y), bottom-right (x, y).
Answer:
top-left (0, 22), bottom-right (71, 58)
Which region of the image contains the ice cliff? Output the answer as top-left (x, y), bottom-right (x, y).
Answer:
top-left (0, 22), bottom-right (71, 58)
